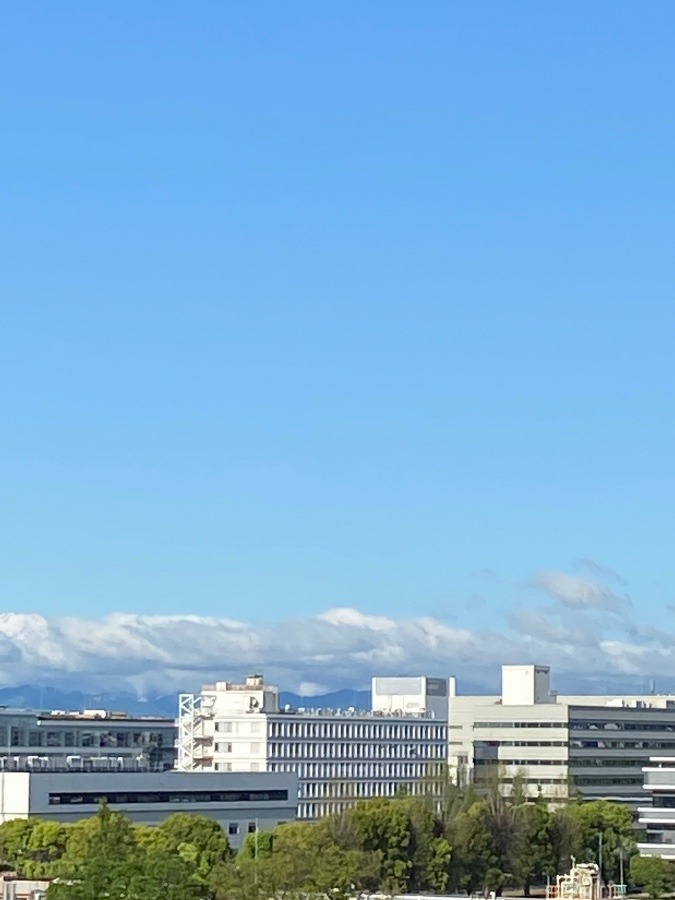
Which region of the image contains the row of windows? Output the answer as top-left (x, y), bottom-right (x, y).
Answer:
top-left (570, 740), bottom-right (675, 750)
top-left (0, 727), bottom-right (171, 749)
top-left (228, 821), bottom-right (266, 836)
top-left (570, 721), bottom-right (675, 732)
top-left (214, 721), bottom-right (264, 736)
top-left (299, 781), bottom-right (418, 799)
top-left (570, 758), bottom-right (644, 768)
top-left (474, 722), bottom-right (564, 729)
top-left (479, 759), bottom-right (566, 767)
top-left (215, 742), bottom-right (262, 755)
top-left (268, 721), bottom-right (445, 741)
top-left (475, 720), bottom-right (675, 733)
top-left (298, 782), bottom-right (427, 819)
top-left (268, 742), bottom-right (444, 760)
top-left (573, 776), bottom-right (643, 786)
top-left (499, 776), bottom-right (566, 785)
top-left (270, 761), bottom-right (433, 780)
top-left (48, 789), bottom-right (289, 805)
top-left (485, 757), bottom-right (646, 769)
top-left (499, 740), bottom-right (567, 747)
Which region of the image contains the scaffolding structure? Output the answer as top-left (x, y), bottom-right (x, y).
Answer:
top-left (177, 693), bottom-right (215, 771)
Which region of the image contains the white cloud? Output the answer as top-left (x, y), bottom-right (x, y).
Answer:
top-left (530, 570), bottom-right (631, 613)
top-left (0, 575), bottom-right (669, 697)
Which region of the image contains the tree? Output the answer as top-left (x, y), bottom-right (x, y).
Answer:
top-left (449, 800), bottom-right (498, 894)
top-left (569, 800), bottom-right (635, 883)
top-left (515, 801), bottom-right (555, 896)
top-left (549, 804), bottom-right (583, 875)
top-left (235, 819), bottom-right (377, 900)
top-left (630, 856), bottom-right (675, 899)
top-left (139, 813), bottom-right (232, 887)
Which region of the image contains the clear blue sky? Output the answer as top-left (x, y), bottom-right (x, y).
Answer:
top-left (2, 2), bottom-right (675, 631)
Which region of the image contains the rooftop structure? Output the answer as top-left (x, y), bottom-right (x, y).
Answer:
top-left (177, 674), bottom-right (449, 819)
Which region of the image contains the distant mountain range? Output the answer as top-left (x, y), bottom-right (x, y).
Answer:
top-left (0, 684), bottom-right (371, 719)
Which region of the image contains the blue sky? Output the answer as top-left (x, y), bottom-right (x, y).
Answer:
top-left (1, 3), bottom-right (675, 689)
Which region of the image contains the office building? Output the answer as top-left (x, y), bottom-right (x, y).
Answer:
top-left (449, 665), bottom-right (675, 807)
top-left (0, 708), bottom-right (176, 772)
top-left (0, 770), bottom-right (297, 849)
top-left (177, 674), bottom-right (449, 819)
top-left (636, 757), bottom-right (675, 859)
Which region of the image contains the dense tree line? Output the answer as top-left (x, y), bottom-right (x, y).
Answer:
top-left (0, 785), bottom-right (672, 899)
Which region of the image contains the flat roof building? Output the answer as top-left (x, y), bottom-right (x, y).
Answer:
top-left (0, 770), bottom-right (297, 849)
top-left (0, 708), bottom-right (176, 773)
top-left (450, 665), bottom-right (675, 807)
top-left (636, 757), bottom-right (675, 859)
top-left (178, 674), bottom-right (449, 819)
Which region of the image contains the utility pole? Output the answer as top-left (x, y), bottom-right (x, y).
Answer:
top-left (254, 818), bottom-right (259, 885)
top-left (598, 834), bottom-right (603, 895)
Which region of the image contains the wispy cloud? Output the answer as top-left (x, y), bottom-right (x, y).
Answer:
top-left (529, 570), bottom-right (631, 614)
top-left (574, 558), bottom-right (628, 586)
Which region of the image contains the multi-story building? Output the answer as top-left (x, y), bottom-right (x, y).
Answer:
top-left (0, 708), bottom-right (176, 772)
top-left (0, 770), bottom-right (297, 849)
top-left (449, 665), bottom-right (675, 808)
top-left (177, 674), bottom-right (449, 819)
top-left (636, 757), bottom-right (675, 859)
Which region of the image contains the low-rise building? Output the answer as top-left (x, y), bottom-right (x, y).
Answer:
top-left (449, 665), bottom-right (675, 807)
top-left (0, 770), bottom-right (297, 849)
top-left (177, 674), bottom-right (449, 819)
top-left (0, 708), bottom-right (176, 772)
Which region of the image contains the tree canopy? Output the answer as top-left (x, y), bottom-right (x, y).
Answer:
top-left (0, 788), bottom-right (648, 900)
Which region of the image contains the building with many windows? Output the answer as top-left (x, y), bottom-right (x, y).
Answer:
top-left (636, 757), bottom-right (675, 859)
top-left (0, 770), bottom-right (297, 849)
top-left (449, 665), bottom-right (675, 807)
top-left (0, 708), bottom-right (176, 772)
top-left (177, 674), bottom-right (449, 819)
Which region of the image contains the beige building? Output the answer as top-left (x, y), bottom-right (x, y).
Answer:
top-left (449, 665), bottom-right (675, 808)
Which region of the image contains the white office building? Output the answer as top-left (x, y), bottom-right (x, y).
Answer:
top-left (177, 674), bottom-right (449, 819)
top-left (449, 665), bottom-right (675, 807)
top-left (0, 708), bottom-right (176, 772)
top-left (0, 770), bottom-right (297, 849)
top-left (636, 757), bottom-right (675, 859)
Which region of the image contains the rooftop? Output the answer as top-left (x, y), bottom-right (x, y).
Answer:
top-left (275, 706), bottom-right (440, 719)
top-left (0, 707), bottom-right (175, 723)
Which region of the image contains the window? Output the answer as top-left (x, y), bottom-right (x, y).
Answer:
top-left (228, 823), bottom-right (239, 836)
top-left (250, 743), bottom-right (261, 754)
top-left (248, 822), bottom-right (257, 833)
top-left (215, 743), bottom-right (233, 753)
top-left (216, 722), bottom-right (233, 733)
top-left (48, 789), bottom-right (288, 805)
top-left (215, 763), bottom-right (232, 772)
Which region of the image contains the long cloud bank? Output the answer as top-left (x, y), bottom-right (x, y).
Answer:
top-left (0, 567), bottom-right (670, 696)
